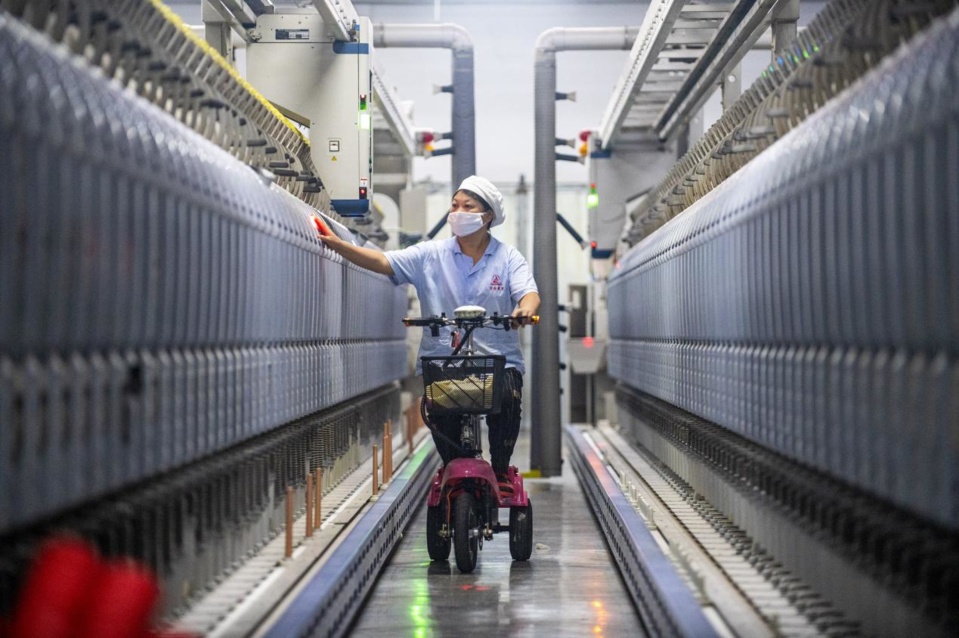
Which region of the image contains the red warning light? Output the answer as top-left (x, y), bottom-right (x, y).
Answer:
top-left (583, 336), bottom-right (595, 348)
top-left (579, 130), bottom-right (591, 142)
top-left (359, 187), bottom-right (368, 199)
top-left (590, 240), bottom-right (598, 249)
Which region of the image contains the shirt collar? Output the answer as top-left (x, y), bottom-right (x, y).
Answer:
top-left (450, 234), bottom-right (500, 258)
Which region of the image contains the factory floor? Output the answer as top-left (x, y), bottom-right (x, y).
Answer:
top-left (347, 431), bottom-right (645, 637)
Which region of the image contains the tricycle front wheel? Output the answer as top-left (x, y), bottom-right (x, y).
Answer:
top-left (453, 492), bottom-right (479, 573)
top-left (509, 499), bottom-right (533, 561)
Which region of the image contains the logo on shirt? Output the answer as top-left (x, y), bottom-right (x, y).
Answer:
top-left (489, 274), bottom-right (505, 292)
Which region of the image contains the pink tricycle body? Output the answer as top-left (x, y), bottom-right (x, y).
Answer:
top-left (424, 457), bottom-right (534, 572)
top-left (427, 461), bottom-right (529, 508)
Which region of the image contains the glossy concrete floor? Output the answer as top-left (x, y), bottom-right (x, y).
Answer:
top-left (348, 433), bottom-right (645, 637)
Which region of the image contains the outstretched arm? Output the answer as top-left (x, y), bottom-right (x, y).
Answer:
top-left (319, 232), bottom-right (395, 277)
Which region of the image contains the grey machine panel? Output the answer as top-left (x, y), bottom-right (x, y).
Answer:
top-left (0, 8), bottom-right (408, 611)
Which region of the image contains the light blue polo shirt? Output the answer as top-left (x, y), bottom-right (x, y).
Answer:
top-left (386, 236), bottom-right (538, 373)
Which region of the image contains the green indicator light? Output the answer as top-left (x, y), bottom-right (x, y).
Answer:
top-left (814, 44), bottom-right (820, 52)
top-left (586, 193), bottom-right (599, 209)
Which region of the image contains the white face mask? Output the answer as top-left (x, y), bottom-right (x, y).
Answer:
top-left (448, 211), bottom-right (486, 237)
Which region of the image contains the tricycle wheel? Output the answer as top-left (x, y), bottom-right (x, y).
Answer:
top-left (509, 499), bottom-right (533, 561)
top-left (426, 505), bottom-right (450, 561)
top-left (452, 492), bottom-right (479, 573)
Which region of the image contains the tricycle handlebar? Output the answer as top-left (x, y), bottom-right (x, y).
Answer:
top-left (403, 314), bottom-right (539, 330)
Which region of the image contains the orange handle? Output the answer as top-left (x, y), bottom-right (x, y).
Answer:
top-left (312, 215), bottom-right (332, 237)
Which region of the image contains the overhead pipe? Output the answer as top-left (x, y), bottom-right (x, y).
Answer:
top-left (373, 23), bottom-right (475, 191)
top-left (532, 26), bottom-right (638, 477)
top-left (556, 213), bottom-right (588, 249)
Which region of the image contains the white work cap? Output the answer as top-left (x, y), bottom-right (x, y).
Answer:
top-left (456, 176), bottom-right (505, 227)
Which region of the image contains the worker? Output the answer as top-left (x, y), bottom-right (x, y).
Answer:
top-left (318, 176), bottom-right (541, 493)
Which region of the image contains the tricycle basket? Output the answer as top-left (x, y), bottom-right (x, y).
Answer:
top-left (421, 355), bottom-right (506, 414)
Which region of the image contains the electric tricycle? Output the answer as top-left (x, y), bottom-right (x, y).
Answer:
top-left (404, 306), bottom-right (537, 573)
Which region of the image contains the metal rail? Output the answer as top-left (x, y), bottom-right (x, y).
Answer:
top-left (312, 0), bottom-right (360, 43)
top-left (205, 0), bottom-right (257, 38)
top-left (624, 0), bottom-right (954, 245)
top-left (655, 0), bottom-right (782, 141)
top-left (593, 423), bottom-right (846, 637)
top-left (598, 0), bottom-right (686, 147)
top-left (566, 425), bottom-right (719, 638)
top-left (598, 0), bottom-right (782, 148)
top-left (262, 443), bottom-right (439, 638)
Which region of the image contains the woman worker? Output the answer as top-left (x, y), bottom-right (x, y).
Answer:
top-left (318, 176), bottom-right (541, 494)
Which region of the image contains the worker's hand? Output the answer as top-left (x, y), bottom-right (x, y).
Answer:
top-left (312, 216), bottom-right (344, 252)
top-left (318, 232), bottom-right (344, 252)
top-left (510, 307), bottom-right (537, 329)
top-left (311, 215), bottom-right (333, 237)
top-left (311, 218), bottom-right (395, 276)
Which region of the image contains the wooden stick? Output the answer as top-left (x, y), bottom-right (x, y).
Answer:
top-left (406, 412), bottom-right (414, 457)
top-left (383, 421), bottom-right (391, 482)
top-left (284, 486), bottom-right (294, 558)
top-left (314, 468), bottom-right (322, 528)
top-left (305, 473), bottom-right (314, 537)
top-left (410, 397), bottom-right (424, 439)
top-left (372, 444), bottom-right (379, 495)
